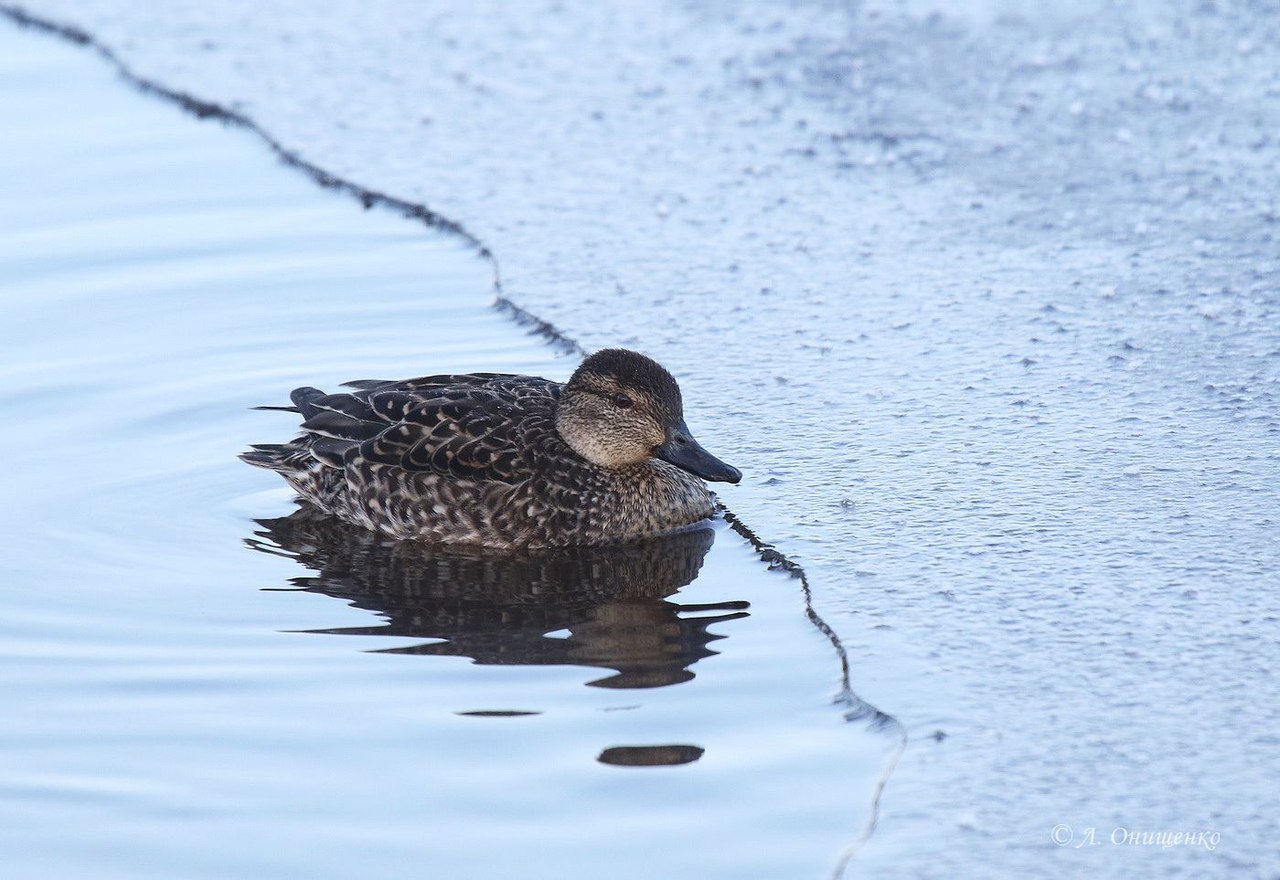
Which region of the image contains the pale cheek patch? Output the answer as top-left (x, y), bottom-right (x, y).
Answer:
top-left (585, 432), bottom-right (651, 467)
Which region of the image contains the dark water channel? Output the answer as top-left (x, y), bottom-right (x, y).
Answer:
top-left (0, 23), bottom-right (899, 879)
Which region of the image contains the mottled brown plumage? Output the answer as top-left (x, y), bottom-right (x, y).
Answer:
top-left (241, 349), bottom-right (741, 548)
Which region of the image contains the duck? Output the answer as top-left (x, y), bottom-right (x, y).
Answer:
top-left (241, 348), bottom-right (741, 548)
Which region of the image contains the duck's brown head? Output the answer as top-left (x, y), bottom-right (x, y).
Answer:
top-left (555, 348), bottom-right (741, 483)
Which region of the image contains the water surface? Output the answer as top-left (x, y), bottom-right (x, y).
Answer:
top-left (0, 23), bottom-right (896, 879)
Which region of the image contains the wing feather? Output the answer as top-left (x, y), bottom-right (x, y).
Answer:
top-left (300, 410), bottom-right (384, 441)
top-left (282, 373), bottom-right (563, 485)
top-left (310, 437), bottom-right (358, 468)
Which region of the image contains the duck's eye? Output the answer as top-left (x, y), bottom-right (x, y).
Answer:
top-left (612, 393), bottom-right (634, 409)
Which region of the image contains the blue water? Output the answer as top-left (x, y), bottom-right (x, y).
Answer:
top-left (0, 23), bottom-right (897, 879)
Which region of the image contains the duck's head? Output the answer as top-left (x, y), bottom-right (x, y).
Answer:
top-left (556, 349), bottom-right (742, 484)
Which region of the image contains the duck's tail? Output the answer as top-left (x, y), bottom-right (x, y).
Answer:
top-left (238, 443), bottom-right (295, 471)
top-left (241, 386), bottom-right (329, 471)
top-left (242, 385), bottom-right (366, 474)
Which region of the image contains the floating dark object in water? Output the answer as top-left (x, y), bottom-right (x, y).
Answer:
top-left (597, 745), bottom-right (706, 767)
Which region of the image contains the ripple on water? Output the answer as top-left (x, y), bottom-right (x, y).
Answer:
top-left (0, 21), bottom-right (898, 880)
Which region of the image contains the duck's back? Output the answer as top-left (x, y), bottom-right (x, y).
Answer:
top-left (243, 372), bottom-right (558, 544)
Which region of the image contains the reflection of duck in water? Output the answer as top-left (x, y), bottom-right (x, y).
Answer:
top-left (241, 349), bottom-right (741, 548)
top-left (249, 505), bottom-right (748, 689)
